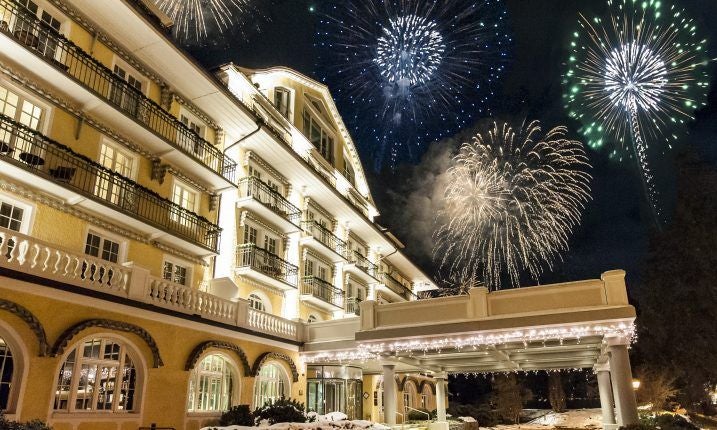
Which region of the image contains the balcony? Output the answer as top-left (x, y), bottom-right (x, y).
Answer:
top-left (0, 114), bottom-right (220, 254)
top-left (344, 251), bottom-right (378, 283)
top-left (235, 243), bottom-right (298, 291)
top-left (345, 297), bottom-right (362, 316)
top-left (301, 276), bottom-right (343, 311)
top-left (237, 177), bottom-right (301, 233)
top-left (377, 272), bottom-right (417, 302)
top-left (0, 0), bottom-right (237, 187)
top-left (300, 220), bottom-right (347, 262)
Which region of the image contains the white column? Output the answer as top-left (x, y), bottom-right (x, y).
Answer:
top-left (595, 364), bottom-right (617, 430)
top-left (383, 364), bottom-right (397, 425)
top-left (608, 337), bottom-right (638, 426)
top-left (435, 374), bottom-right (447, 422)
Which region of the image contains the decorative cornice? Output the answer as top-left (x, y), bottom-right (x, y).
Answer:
top-left (251, 352), bottom-right (299, 382)
top-left (245, 151), bottom-right (289, 186)
top-left (185, 340), bottom-right (251, 375)
top-left (0, 179), bottom-right (208, 265)
top-left (303, 248), bottom-right (332, 268)
top-left (244, 212), bottom-right (286, 240)
top-left (174, 95), bottom-right (220, 130)
top-left (0, 299), bottom-right (49, 356)
top-left (51, 319), bottom-right (164, 367)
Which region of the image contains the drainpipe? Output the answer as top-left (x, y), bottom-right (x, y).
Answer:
top-left (224, 117), bottom-right (264, 154)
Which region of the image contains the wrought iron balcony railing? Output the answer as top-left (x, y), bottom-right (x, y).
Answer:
top-left (345, 297), bottom-right (362, 315)
top-left (0, 0), bottom-right (236, 183)
top-left (301, 220), bottom-right (346, 257)
top-left (235, 243), bottom-right (298, 287)
top-left (301, 276), bottom-right (343, 308)
top-left (0, 114), bottom-right (221, 251)
top-left (349, 251), bottom-right (377, 277)
top-left (238, 177), bottom-right (301, 225)
top-left (379, 272), bottom-right (417, 301)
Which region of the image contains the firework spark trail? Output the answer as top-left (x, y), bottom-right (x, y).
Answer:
top-left (318, 0), bottom-right (511, 168)
top-left (155, 0), bottom-right (256, 44)
top-left (433, 121), bottom-right (592, 290)
top-left (563, 0), bottom-right (711, 224)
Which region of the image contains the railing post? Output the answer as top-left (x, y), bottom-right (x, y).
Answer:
top-left (123, 262), bottom-right (150, 301)
top-left (359, 300), bottom-right (376, 330)
top-left (468, 286), bottom-right (489, 318)
top-left (235, 298), bottom-right (249, 327)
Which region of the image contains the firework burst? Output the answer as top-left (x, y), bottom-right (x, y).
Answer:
top-left (563, 0), bottom-right (711, 222)
top-left (154, 0), bottom-right (260, 45)
top-left (317, 0), bottom-right (511, 169)
top-left (433, 121), bottom-right (592, 290)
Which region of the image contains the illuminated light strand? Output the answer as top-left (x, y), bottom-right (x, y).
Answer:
top-left (433, 121), bottom-right (592, 290)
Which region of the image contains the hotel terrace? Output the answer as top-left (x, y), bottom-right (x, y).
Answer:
top-left (0, 1), bottom-right (639, 429)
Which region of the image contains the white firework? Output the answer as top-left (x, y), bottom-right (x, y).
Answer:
top-left (154, 0), bottom-right (255, 44)
top-left (434, 121), bottom-right (592, 290)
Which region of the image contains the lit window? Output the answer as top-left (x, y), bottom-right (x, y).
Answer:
top-left (53, 337), bottom-right (138, 412)
top-left (403, 382), bottom-right (417, 416)
top-left (253, 363), bottom-right (288, 409)
top-left (187, 354), bottom-right (235, 412)
top-left (248, 293), bottom-right (266, 312)
top-left (171, 183), bottom-right (197, 225)
top-left (0, 337), bottom-right (15, 410)
top-left (302, 110), bottom-right (334, 164)
top-left (163, 260), bottom-right (189, 286)
top-left (274, 88), bottom-right (291, 119)
top-left (95, 143), bottom-right (135, 206)
top-left (110, 64), bottom-right (143, 116)
top-left (243, 225), bottom-right (258, 245)
top-left (0, 84), bottom-right (45, 149)
top-left (264, 235), bottom-right (277, 255)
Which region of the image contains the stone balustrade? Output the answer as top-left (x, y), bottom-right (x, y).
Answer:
top-left (0, 227), bottom-right (300, 342)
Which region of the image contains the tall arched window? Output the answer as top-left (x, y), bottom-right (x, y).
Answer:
top-left (0, 336), bottom-right (14, 410)
top-left (253, 362), bottom-right (289, 408)
top-left (403, 381), bottom-right (418, 416)
top-left (53, 337), bottom-right (138, 413)
top-left (187, 354), bottom-right (237, 412)
top-left (420, 384), bottom-right (433, 410)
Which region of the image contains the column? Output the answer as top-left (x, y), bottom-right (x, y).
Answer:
top-left (595, 364), bottom-right (617, 430)
top-left (608, 337), bottom-right (638, 426)
top-left (383, 364), bottom-right (397, 425)
top-left (430, 373), bottom-right (450, 430)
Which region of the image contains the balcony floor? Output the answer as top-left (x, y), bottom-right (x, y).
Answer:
top-left (299, 235), bottom-right (347, 263)
top-left (236, 197), bottom-right (300, 234)
top-left (234, 266), bottom-right (296, 292)
top-left (300, 293), bottom-right (343, 312)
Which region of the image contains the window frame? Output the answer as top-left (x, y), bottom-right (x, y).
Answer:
top-left (0, 320), bottom-right (29, 417)
top-left (186, 352), bottom-right (239, 414)
top-left (247, 291), bottom-right (272, 314)
top-left (0, 79), bottom-right (53, 136)
top-left (109, 57), bottom-right (148, 97)
top-left (252, 361), bottom-right (290, 409)
top-left (51, 334), bottom-right (144, 415)
top-left (0, 193), bottom-right (34, 235)
top-left (179, 107), bottom-right (207, 140)
top-left (162, 255), bottom-right (192, 287)
top-left (273, 87), bottom-right (292, 120)
top-left (83, 228), bottom-right (126, 264)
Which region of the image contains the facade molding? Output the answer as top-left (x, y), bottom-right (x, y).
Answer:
top-left (50, 319), bottom-right (164, 368)
top-left (185, 340), bottom-right (252, 375)
top-left (245, 151), bottom-right (290, 186)
top-left (251, 351), bottom-right (299, 382)
top-left (0, 299), bottom-right (49, 356)
top-left (173, 95), bottom-right (221, 131)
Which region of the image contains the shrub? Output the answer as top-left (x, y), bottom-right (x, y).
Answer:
top-left (0, 413), bottom-right (52, 430)
top-left (254, 396), bottom-right (308, 424)
top-left (619, 414), bottom-right (699, 430)
top-left (220, 405), bottom-right (254, 427)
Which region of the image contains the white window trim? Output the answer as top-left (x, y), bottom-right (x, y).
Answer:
top-left (0, 192), bottom-right (35, 235)
top-left (179, 107), bottom-right (207, 140)
top-left (171, 178), bottom-right (199, 213)
top-left (0, 77), bottom-right (54, 136)
top-left (186, 351), bottom-right (240, 414)
top-left (98, 137), bottom-right (138, 180)
top-left (110, 56), bottom-right (148, 96)
top-left (273, 86), bottom-right (295, 122)
top-left (252, 360), bottom-right (291, 410)
top-left (0, 319), bottom-right (30, 417)
top-left (18, 0), bottom-right (69, 36)
top-left (49, 333), bottom-right (147, 417)
top-left (247, 290), bottom-right (272, 314)
top-left (83, 226), bottom-right (128, 264)
top-left (162, 255), bottom-right (193, 287)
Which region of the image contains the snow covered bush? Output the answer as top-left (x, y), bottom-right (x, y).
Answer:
top-left (254, 397), bottom-right (310, 424)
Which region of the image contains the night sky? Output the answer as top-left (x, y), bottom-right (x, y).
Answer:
top-left (187, 0), bottom-right (717, 296)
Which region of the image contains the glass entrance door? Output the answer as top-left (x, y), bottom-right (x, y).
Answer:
top-left (324, 379), bottom-right (346, 415)
top-left (307, 380), bottom-right (324, 415)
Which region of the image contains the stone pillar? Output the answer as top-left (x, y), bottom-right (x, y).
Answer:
top-left (383, 365), bottom-right (396, 425)
top-left (430, 373), bottom-right (450, 430)
top-left (608, 337), bottom-right (638, 426)
top-left (596, 364), bottom-right (617, 430)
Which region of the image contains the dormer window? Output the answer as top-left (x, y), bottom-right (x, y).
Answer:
top-left (303, 110), bottom-right (334, 165)
top-left (274, 87), bottom-right (291, 119)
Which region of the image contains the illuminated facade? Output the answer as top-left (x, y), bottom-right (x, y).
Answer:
top-left (0, 1), bottom-right (640, 429)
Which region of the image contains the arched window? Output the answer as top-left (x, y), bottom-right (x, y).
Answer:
top-left (403, 381), bottom-right (418, 416)
top-left (420, 384), bottom-right (433, 410)
top-left (307, 314), bottom-right (318, 323)
top-left (187, 354), bottom-right (236, 412)
top-left (253, 362), bottom-right (289, 408)
top-left (0, 336), bottom-right (14, 410)
top-left (53, 337), bottom-right (138, 412)
top-left (248, 292), bottom-right (269, 313)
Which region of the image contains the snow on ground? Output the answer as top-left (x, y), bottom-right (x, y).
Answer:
top-left (484, 409), bottom-right (603, 430)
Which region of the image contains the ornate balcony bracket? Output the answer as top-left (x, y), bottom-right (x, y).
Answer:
top-left (151, 158), bottom-right (169, 184)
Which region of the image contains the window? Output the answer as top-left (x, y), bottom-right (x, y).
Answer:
top-left (171, 182), bottom-right (197, 225)
top-left (0, 200), bottom-right (27, 233)
top-left (179, 111), bottom-right (207, 158)
top-left (85, 232), bottom-right (120, 263)
top-left (264, 235), bottom-right (277, 255)
top-left (403, 381), bottom-right (417, 416)
top-left (180, 114), bottom-right (204, 138)
top-left (95, 142), bottom-right (135, 207)
top-left (0, 337), bottom-right (14, 410)
top-left (343, 157), bottom-right (355, 186)
top-left (304, 259), bottom-right (314, 277)
top-left (274, 88), bottom-right (291, 119)
top-left (163, 259), bottom-right (190, 286)
top-left (53, 337), bottom-right (138, 412)
top-left (318, 266), bottom-right (328, 282)
top-left (243, 225), bottom-right (258, 245)
top-left (420, 385), bottom-right (432, 410)
top-left (253, 363), bottom-right (288, 409)
top-left (0, 83), bottom-right (45, 155)
top-left (302, 110), bottom-right (334, 164)
top-left (346, 282), bottom-right (365, 302)
top-left (14, 0), bottom-right (62, 59)
top-left (307, 314), bottom-right (318, 323)
top-left (187, 354), bottom-right (235, 412)
top-left (248, 293), bottom-right (266, 312)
